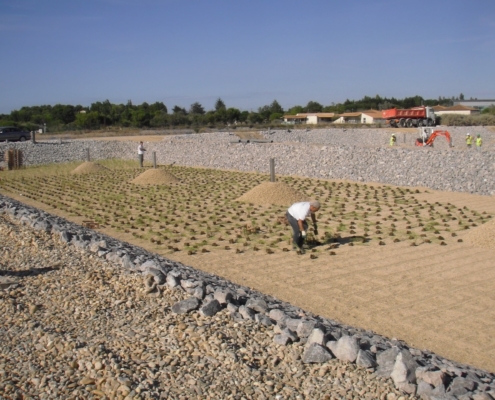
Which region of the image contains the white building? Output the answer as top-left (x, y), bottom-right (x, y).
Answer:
top-left (283, 113), bottom-right (336, 125)
top-left (333, 110), bottom-right (385, 124)
top-left (433, 105), bottom-right (479, 116)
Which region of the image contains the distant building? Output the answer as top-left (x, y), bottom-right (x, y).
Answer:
top-left (433, 105), bottom-right (479, 116)
top-left (283, 113), bottom-right (336, 125)
top-left (452, 99), bottom-right (495, 110)
top-left (333, 110), bottom-right (385, 124)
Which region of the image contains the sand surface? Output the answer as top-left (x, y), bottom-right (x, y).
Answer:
top-left (170, 187), bottom-right (495, 372)
top-left (5, 136), bottom-right (495, 372)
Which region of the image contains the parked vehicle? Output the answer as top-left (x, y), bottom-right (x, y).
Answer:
top-left (0, 126), bottom-right (31, 142)
top-left (382, 106), bottom-right (436, 128)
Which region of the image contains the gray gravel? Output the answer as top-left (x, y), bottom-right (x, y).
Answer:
top-left (1, 126), bottom-right (494, 195)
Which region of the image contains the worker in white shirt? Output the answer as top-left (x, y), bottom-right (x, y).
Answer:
top-left (138, 141), bottom-right (146, 167)
top-left (286, 201), bottom-right (320, 254)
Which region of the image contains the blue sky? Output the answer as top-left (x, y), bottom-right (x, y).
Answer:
top-left (1, 0), bottom-right (494, 114)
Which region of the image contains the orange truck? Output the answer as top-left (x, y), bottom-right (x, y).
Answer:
top-left (382, 106), bottom-right (436, 128)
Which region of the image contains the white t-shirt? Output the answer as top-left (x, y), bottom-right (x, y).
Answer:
top-left (138, 144), bottom-right (146, 155)
top-left (288, 202), bottom-right (311, 221)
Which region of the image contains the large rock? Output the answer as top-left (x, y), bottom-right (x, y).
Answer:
top-left (213, 290), bottom-right (234, 305)
top-left (391, 351), bottom-right (418, 394)
top-left (333, 335), bottom-right (360, 362)
top-left (296, 319), bottom-right (318, 338)
top-left (239, 305), bottom-right (255, 320)
top-left (199, 299), bottom-right (222, 317)
top-left (245, 297), bottom-right (268, 313)
top-left (416, 367), bottom-right (446, 387)
top-left (376, 347), bottom-right (400, 378)
top-left (356, 349), bottom-right (377, 368)
top-left (171, 297), bottom-right (200, 314)
top-left (268, 309), bottom-right (287, 322)
top-left (306, 328), bottom-right (326, 347)
top-left (302, 344), bottom-right (333, 364)
top-left (143, 268), bottom-right (166, 285)
top-left (446, 377), bottom-right (477, 397)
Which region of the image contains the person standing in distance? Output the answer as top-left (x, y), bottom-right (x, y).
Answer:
top-left (476, 134), bottom-right (483, 152)
top-left (138, 141), bottom-right (146, 167)
top-left (286, 201), bottom-right (320, 254)
top-left (466, 133), bottom-right (473, 149)
top-left (390, 133), bottom-right (396, 146)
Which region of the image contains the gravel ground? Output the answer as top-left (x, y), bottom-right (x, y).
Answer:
top-left (1, 127), bottom-right (494, 195)
top-left (0, 213), bottom-right (415, 400)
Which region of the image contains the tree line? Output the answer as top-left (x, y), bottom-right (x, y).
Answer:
top-left (0, 95), bottom-right (482, 132)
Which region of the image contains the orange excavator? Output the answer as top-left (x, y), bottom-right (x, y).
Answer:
top-left (415, 129), bottom-right (452, 147)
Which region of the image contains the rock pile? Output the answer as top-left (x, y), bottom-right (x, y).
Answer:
top-left (1, 127), bottom-right (494, 195)
top-left (1, 193), bottom-right (495, 399)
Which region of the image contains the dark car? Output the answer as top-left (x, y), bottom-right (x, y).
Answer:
top-left (0, 126), bottom-right (31, 142)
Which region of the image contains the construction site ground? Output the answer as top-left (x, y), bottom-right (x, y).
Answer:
top-left (2, 133), bottom-right (495, 373)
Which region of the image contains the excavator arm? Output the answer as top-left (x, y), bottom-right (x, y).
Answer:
top-left (415, 130), bottom-right (452, 147)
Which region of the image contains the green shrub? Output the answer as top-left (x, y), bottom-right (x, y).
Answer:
top-left (439, 114), bottom-right (495, 126)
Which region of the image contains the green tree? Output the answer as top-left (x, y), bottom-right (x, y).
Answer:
top-left (75, 111), bottom-right (100, 129)
top-left (248, 112), bottom-right (262, 124)
top-left (226, 108), bottom-right (241, 123)
top-left (172, 105), bottom-right (187, 115)
top-left (287, 105), bottom-right (304, 115)
top-left (150, 111), bottom-right (169, 127)
top-left (239, 111), bottom-right (249, 123)
top-left (269, 100), bottom-right (284, 114)
top-left (306, 101), bottom-right (323, 113)
top-left (189, 102), bottom-right (205, 115)
top-left (149, 102), bottom-right (167, 114)
top-left (215, 98), bottom-right (226, 111)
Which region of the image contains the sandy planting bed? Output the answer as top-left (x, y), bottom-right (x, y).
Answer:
top-left (1, 162), bottom-right (495, 372)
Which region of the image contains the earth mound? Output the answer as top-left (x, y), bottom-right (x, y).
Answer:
top-left (131, 168), bottom-right (180, 185)
top-left (71, 162), bottom-right (109, 175)
top-left (236, 181), bottom-right (306, 206)
top-left (463, 218), bottom-right (495, 249)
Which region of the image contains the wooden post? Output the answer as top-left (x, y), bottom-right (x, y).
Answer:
top-left (153, 152), bottom-right (157, 168)
top-left (270, 158), bottom-right (275, 182)
top-left (86, 148), bottom-right (90, 161)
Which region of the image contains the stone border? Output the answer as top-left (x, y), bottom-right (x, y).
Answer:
top-left (1, 193), bottom-right (494, 399)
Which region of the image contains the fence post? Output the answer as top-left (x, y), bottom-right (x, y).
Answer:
top-left (86, 148), bottom-right (90, 162)
top-left (152, 152), bottom-right (157, 169)
top-left (270, 158), bottom-right (275, 182)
